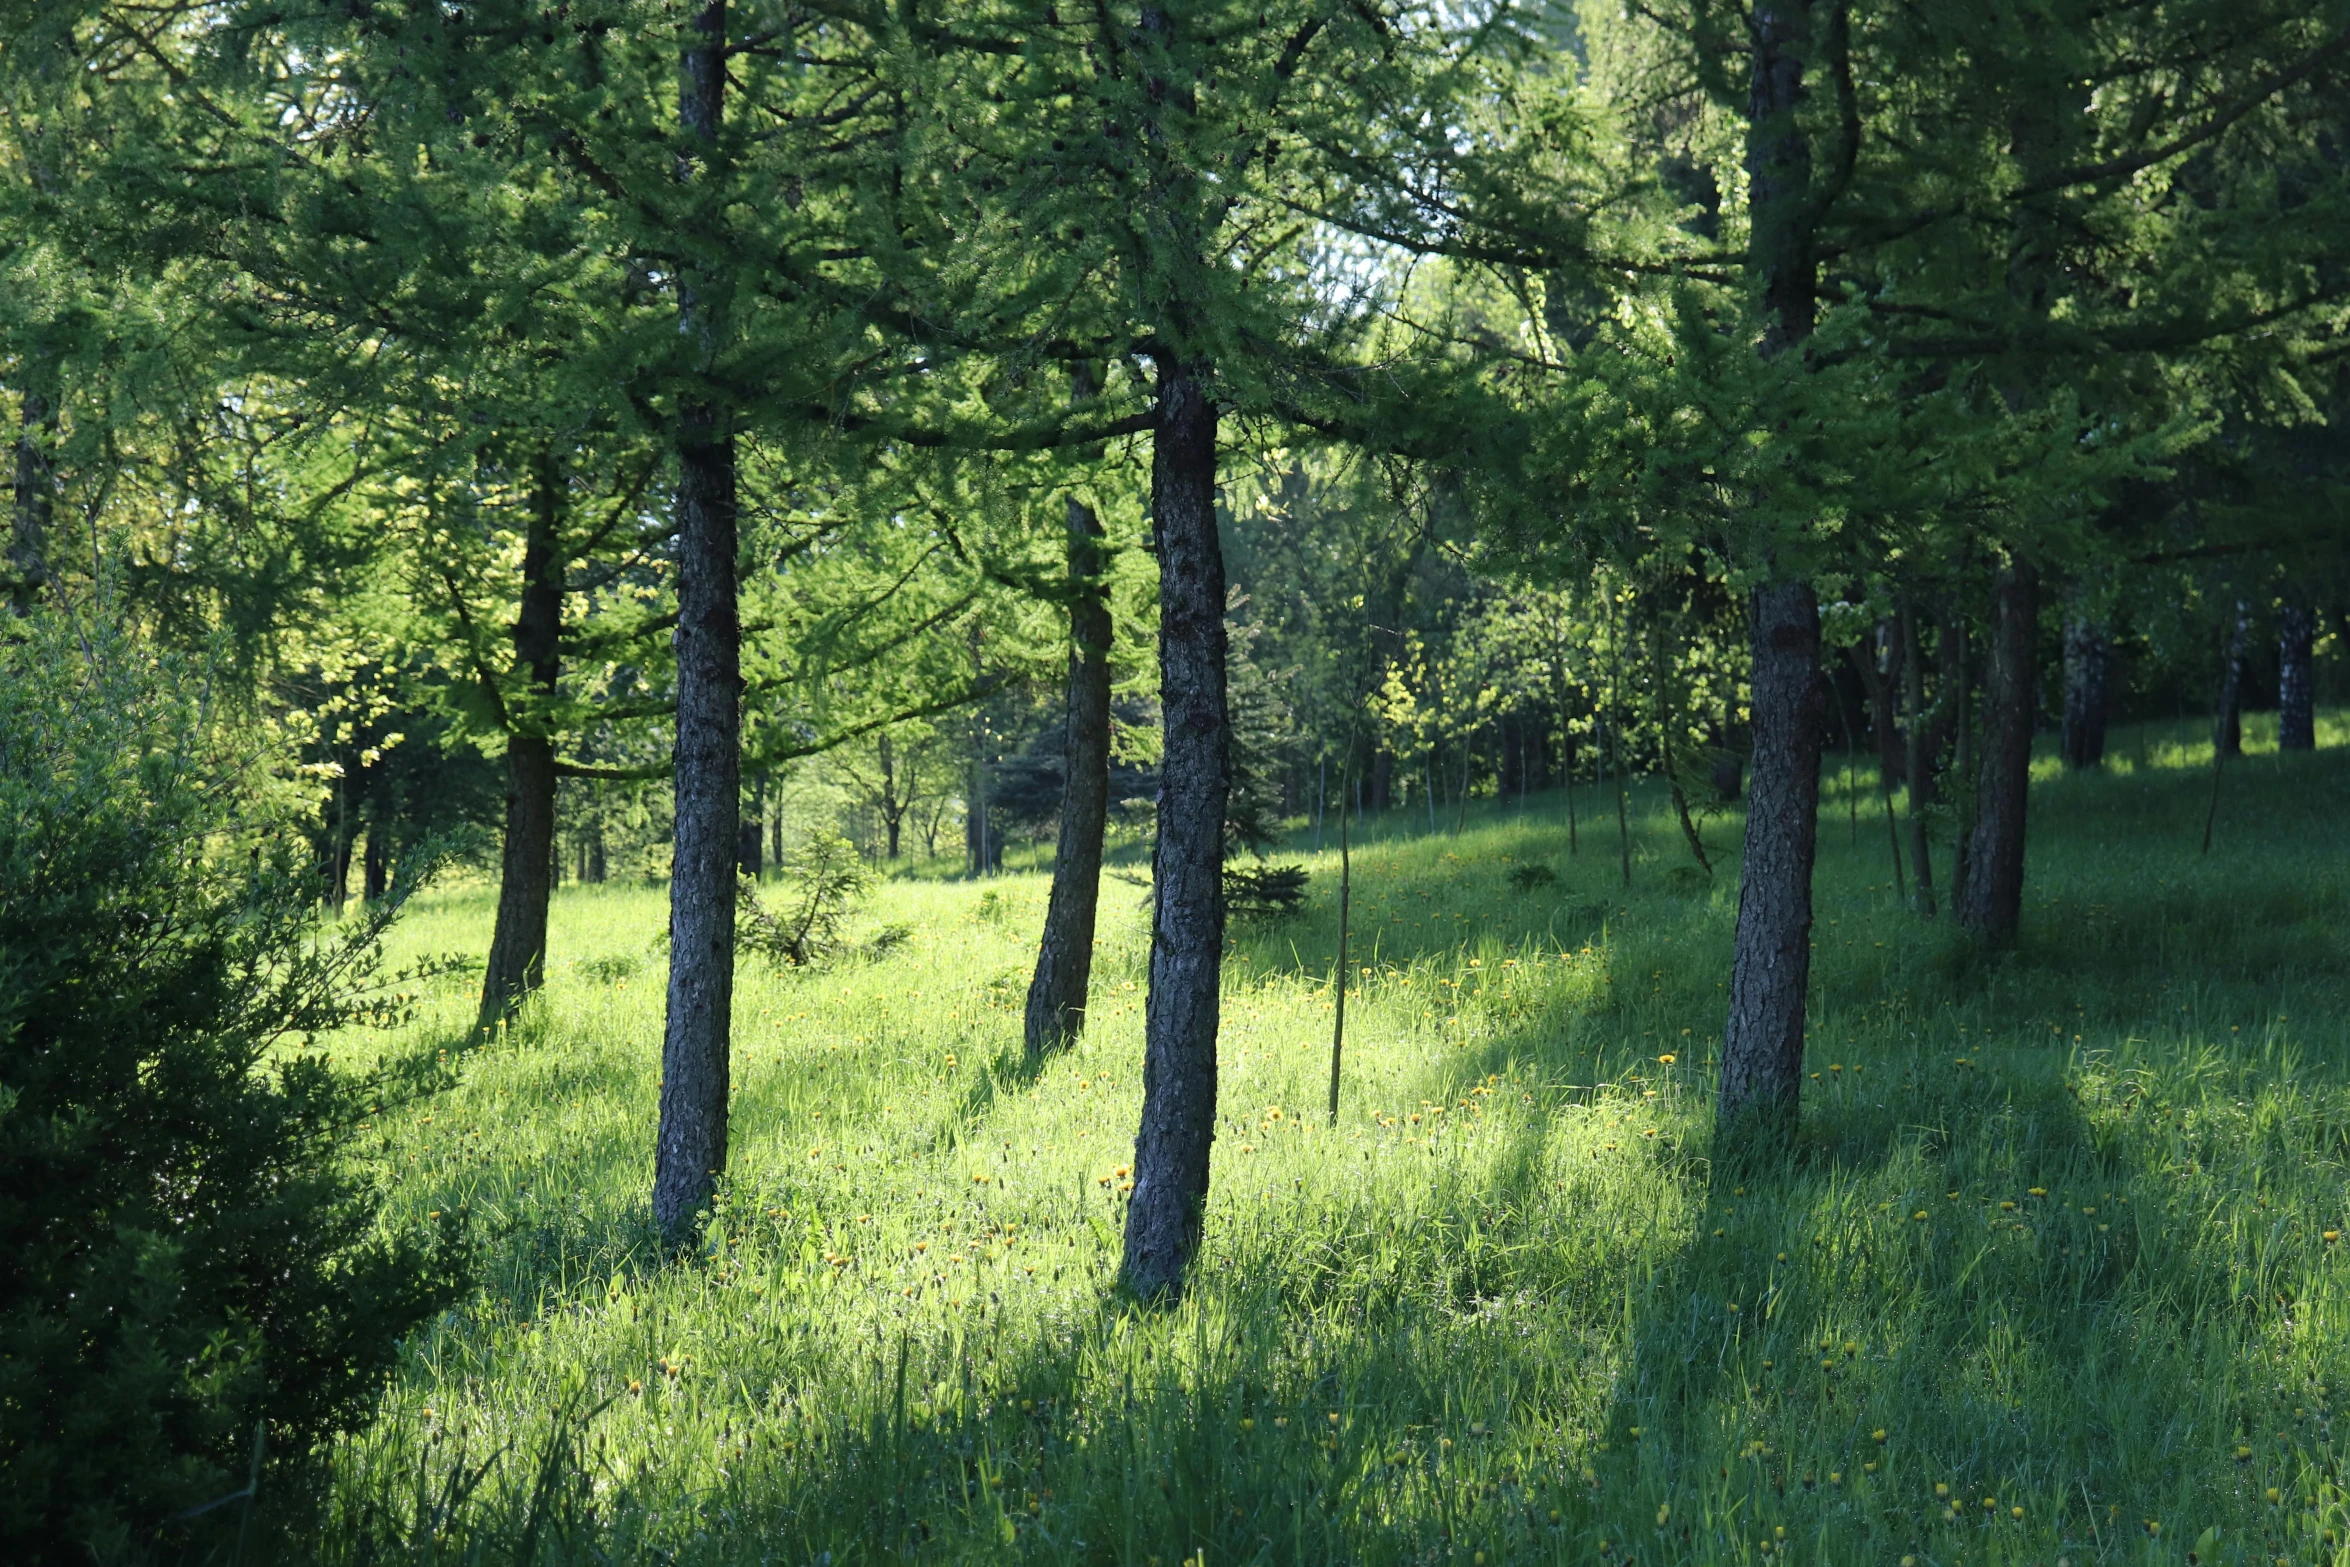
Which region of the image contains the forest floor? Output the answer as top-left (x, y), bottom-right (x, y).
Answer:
top-left (317, 714), bottom-right (2350, 1566)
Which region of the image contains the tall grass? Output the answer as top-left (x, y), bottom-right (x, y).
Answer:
top-left (313, 715), bottom-right (2350, 1565)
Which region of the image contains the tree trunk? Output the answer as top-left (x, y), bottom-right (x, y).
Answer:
top-left (1026, 489), bottom-right (1114, 1056)
top-left (1562, 725), bottom-right (1579, 854)
top-left (2279, 602), bottom-right (2315, 752)
top-left (876, 735), bottom-right (903, 859)
top-left (1717, 580), bottom-right (1825, 1128)
top-left (362, 820), bottom-right (391, 903)
top-left (1715, 0), bottom-right (1826, 1141)
top-left (327, 777), bottom-right (357, 914)
top-left (2214, 600), bottom-right (2248, 759)
top-left (1608, 717), bottom-right (1631, 887)
top-left (1845, 626), bottom-right (1906, 790)
top-left (739, 772), bottom-right (766, 876)
top-left (654, 0), bottom-right (740, 1246)
top-left (9, 376), bottom-right (56, 615)
top-left (1120, 359), bottom-right (1227, 1301)
top-left (1959, 559), bottom-right (2038, 944)
top-left (1326, 787), bottom-right (1351, 1122)
top-left (2060, 607), bottom-right (2110, 769)
top-left (1949, 618), bottom-right (1973, 911)
top-left (479, 455), bottom-right (567, 1032)
top-left (1899, 601), bottom-right (1936, 917)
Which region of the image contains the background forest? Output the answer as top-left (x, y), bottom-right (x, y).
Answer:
top-left (2, 1), bottom-right (2347, 1564)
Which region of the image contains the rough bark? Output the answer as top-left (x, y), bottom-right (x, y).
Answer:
top-left (2061, 608), bottom-right (2110, 769)
top-left (2279, 602), bottom-right (2315, 752)
top-left (9, 378), bottom-right (56, 615)
top-left (1716, 0), bottom-right (1826, 1137)
top-left (656, 418), bottom-right (739, 1239)
top-left (1717, 580), bottom-right (1825, 1128)
top-left (1120, 360), bottom-right (1226, 1301)
top-left (477, 457), bottom-right (566, 1033)
top-left (1959, 560), bottom-right (2038, 944)
top-left (1899, 602), bottom-right (1936, 917)
top-left (2214, 600), bottom-right (2248, 759)
top-left (655, 0), bottom-right (740, 1245)
top-left (1025, 489), bottom-right (1114, 1057)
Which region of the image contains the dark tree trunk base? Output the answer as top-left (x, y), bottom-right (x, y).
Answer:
top-left (1899, 602), bottom-right (1936, 918)
top-left (2061, 610), bottom-right (2110, 769)
top-left (2214, 601), bottom-right (2248, 760)
top-left (1026, 494), bottom-right (1114, 1057)
top-left (477, 454), bottom-right (568, 1035)
top-left (1717, 579), bottom-right (1825, 1134)
top-left (2280, 604), bottom-right (2316, 752)
top-left (1120, 362), bottom-right (1226, 1301)
top-left (478, 737), bottom-right (557, 1031)
top-left (655, 419), bottom-right (740, 1245)
top-left (1959, 559), bottom-right (2038, 944)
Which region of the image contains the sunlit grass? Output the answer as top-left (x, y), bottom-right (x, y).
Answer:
top-left (319, 716), bottom-right (2350, 1565)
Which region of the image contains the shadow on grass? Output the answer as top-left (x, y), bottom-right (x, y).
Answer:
top-left (322, 728), bottom-right (2349, 1565)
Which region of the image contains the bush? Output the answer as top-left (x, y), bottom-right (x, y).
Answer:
top-left (0, 621), bottom-right (471, 1563)
top-left (739, 829), bottom-right (873, 966)
top-left (1224, 861), bottom-right (1310, 920)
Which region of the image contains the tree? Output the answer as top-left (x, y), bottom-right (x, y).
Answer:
top-left (1025, 463), bottom-right (1118, 1056)
top-left (0, 615), bottom-right (468, 1561)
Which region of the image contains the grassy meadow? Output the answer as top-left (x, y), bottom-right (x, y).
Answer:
top-left (316, 714), bottom-right (2350, 1566)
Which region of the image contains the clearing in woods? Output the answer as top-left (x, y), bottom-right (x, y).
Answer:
top-left (326, 716), bottom-right (2349, 1565)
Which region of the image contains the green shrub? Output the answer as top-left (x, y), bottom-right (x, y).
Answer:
top-left (739, 829), bottom-right (873, 965)
top-left (0, 621), bottom-right (471, 1563)
top-left (1504, 861), bottom-right (1558, 892)
top-left (1223, 860), bottom-right (1311, 920)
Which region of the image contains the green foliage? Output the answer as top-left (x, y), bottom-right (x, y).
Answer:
top-left (737, 830), bottom-right (873, 969)
top-left (0, 618), bottom-right (470, 1562)
top-left (1221, 861), bottom-right (1312, 922)
top-left (1505, 861), bottom-right (1559, 892)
